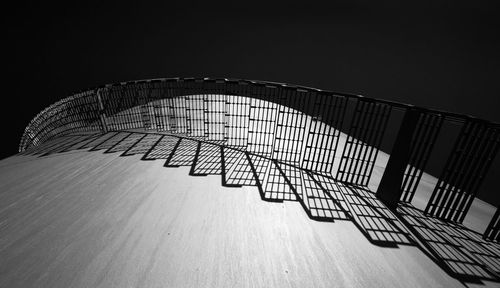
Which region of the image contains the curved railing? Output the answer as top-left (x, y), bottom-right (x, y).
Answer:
top-left (19, 77), bottom-right (500, 241)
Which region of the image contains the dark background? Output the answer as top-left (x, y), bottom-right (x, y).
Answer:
top-left (3, 1), bottom-right (499, 204)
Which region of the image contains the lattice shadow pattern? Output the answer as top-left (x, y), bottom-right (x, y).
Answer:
top-left (23, 131), bottom-right (500, 284)
top-left (397, 204), bottom-right (500, 283)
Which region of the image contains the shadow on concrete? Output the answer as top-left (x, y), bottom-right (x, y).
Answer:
top-left (21, 130), bottom-right (500, 285)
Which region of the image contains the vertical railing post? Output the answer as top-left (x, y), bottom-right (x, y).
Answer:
top-left (376, 106), bottom-right (421, 210)
top-left (483, 206), bottom-right (500, 241)
top-left (96, 88), bottom-right (108, 133)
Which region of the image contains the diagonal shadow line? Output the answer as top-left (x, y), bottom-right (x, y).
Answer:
top-left (220, 146), bottom-right (243, 187)
top-left (394, 203), bottom-right (500, 284)
top-left (28, 132), bottom-right (102, 157)
top-left (105, 133), bottom-right (147, 154)
top-left (346, 185), bottom-right (417, 246)
top-left (419, 206), bottom-right (500, 280)
top-left (274, 161), bottom-right (415, 248)
top-left (300, 170), bottom-right (350, 221)
top-left (263, 160), bottom-right (298, 202)
top-left (103, 132), bottom-right (134, 153)
top-left (31, 135), bottom-right (77, 156)
top-left (273, 160), bottom-right (330, 222)
top-left (32, 131), bottom-right (500, 285)
top-left (165, 138), bottom-right (198, 167)
top-left (40, 134), bottom-right (94, 156)
top-left (61, 134), bottom-right (104, 152)
top-left (352, 187), bottom-right (500, 283)
top-left (305, 171), bottom-right (416, 248)
top-left (307, 172), bottom-right (354, 221)
top-left (189, 141), bottom-right (205, 176)
top-left (193, 142), bottom-right (224, 176)
top-left (227, 149), bottom-right (259, 187)
top-left (27, 131), bottom-right (94, 156)
top-left (442, 222), bottom-right (500, 275)
top-left (28, 132), bottom-right (427, 249)
top-left (245, 152), bottom-right (283, 203)
top-left (162, 137), bottom-right (182, 167)
top-left (139, 135), bottom-right (165, 160)
top-left (90, 131), bottom-right (131, 152)
top-left (334, 183), bottom-right (415, 248)
top-left (440, 224), bottom-right (500, 279)
top-left (119, 133), bottom-right (148, 156)
top-left (87, 131), bottom-right (120, 151)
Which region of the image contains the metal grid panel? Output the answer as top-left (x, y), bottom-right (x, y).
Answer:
top-left (138, 84), bottom-right (155, 130)
top-left (22, 91), bottom-right (101, 150)
top-left (60, 92), bottom-right (101, 133)
top-left (151, 98), bottom-right (174, 132)
top-left (401, 112), bottom-right (444, 202)
top-left (336, 99), bottom-right (391, 186)
top-left (247, 98), bottom-right (278, 157)
top-left (169, 96), bottom-right (189, 134)
top-left (19, 135), bottom-right (60, 155)
top-left (143, 81), bottom-right (165, 131)
top-left (302, 93), bottom-right (347, 173)
top-left (17, 79), bottom-right (500, 255)
top-left (273, 89), bottom-right (307, 165)
top-left (104, 86), bottom-right (142, 130)
top-left (204, 94), bottom-right (226, 142)
top-left (425, 120), bottom-right (500, 223)
top-left (50, 92), bottom-right (101, 135)
top-left (225, 95), bottom-right (250, 148)
top-left (186, 95), bottom-right (205, 138)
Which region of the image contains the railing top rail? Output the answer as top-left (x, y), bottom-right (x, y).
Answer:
top-left (88, 77), bottom-right (498, 126)
top-left (19, 76), bottom-right (500, 152)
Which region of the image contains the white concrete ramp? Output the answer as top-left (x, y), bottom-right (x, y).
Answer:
top-left (1, 149), bottom-right (498, 287)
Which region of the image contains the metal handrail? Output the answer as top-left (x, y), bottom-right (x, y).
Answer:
top-left (18, 77), bottom-right (500, 237)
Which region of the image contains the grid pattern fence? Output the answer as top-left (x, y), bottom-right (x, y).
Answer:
top-left (19, 77), bottom-right (500, 242)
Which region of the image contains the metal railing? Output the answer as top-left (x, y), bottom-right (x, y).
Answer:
top-left (18, 77), bottom-right (500, 241)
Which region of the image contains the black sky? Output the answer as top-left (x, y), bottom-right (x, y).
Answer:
top-left (3, 1), bottom-right (499, 203)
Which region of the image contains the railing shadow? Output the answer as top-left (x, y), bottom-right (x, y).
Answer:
top-left (21, 130), bottom-right (500, 285)
top-left (395, 203), bottom-right (500, 284)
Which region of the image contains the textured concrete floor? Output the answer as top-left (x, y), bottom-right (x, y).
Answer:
top-left (0, 150), bottom-right (498, 287)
